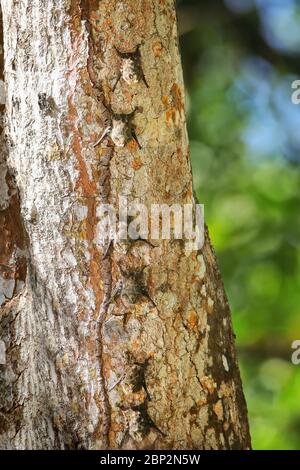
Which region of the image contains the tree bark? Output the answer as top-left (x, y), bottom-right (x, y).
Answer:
top-left (0, 0), bottom-right (251, 450)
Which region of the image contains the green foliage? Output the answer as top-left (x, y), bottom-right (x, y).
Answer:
top-left (182, 6), bottom-right (300, 449)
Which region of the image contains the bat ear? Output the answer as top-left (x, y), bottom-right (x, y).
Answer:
top-left (114, 45), bottom-right (126, 57)
top-left (112, 74), bottom-right (121, 92)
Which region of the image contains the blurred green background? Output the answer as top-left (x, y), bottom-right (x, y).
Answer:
top-left (177, 0), bottom-right (300, 450)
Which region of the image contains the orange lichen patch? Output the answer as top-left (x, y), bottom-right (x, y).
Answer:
top-left (130, 338), bottom-right (141, 352)
top-left (102, 354), bottom-right (113, 380)
top-left (147, 351), bottom-right (155, 359)
top-left (101, 17), bottom-right (112, 29)
top-left (161, 95), bottom-right (169, 107)
top-left (186, 185), bottom-right (193, 199)
top-left (176, 147), bottom-right (183, 159)
top-left (187, 310), bottom-right (198, 330)
top-left (200, 376), bottom-right (217, 395)
top-left (166, 107), bottom-right (177, 124)
top-left (197, 397), bottom-right (207, 407)
top-left (133, 390), bottom-right (147, 402)
top-left (191, 274), bottom-right (200, 284)
top-left (219, 381), bottom-right (232, 399)
top-left (85, 112), bottom-right (94, 125)
top-left (152, 41), bottom-right (163, 57)
top-left (131, 157), bottom-right (143, 170)
top-left (171, 83), bottom-right (184, 113)
top-left (110, 420), bottom-right (124, 433)
top-left (213, 400), bottom-right (224, 421)
top-left (127, 139), bottom-right (139, 151)
top-left (125, 390), bottom-right (147, 406)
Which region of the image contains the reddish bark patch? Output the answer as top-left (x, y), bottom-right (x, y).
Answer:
top-left (0, 185), bottom-right (27, 295)
top-left (0, 16), bottom-right (27, 300)
top-left (131, 156), bottom-right (143, 170)
top-left (68, 96), bottom-right (104, 313)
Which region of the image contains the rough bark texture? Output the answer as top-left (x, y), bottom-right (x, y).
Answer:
top-left (0, 0), bottom-right (251, 450)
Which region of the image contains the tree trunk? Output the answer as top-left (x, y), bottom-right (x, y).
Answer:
top-left (0, 0), bottom-right (251, 450)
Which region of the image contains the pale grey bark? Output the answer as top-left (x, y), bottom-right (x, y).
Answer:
top-left (0, 0), bottom-right (250, 450)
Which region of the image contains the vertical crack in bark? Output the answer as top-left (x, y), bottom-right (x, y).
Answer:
top-left (79, 0), bottom-right (113, 447)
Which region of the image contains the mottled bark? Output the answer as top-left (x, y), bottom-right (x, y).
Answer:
top-left (0, 0), bottom-right (251, 450)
